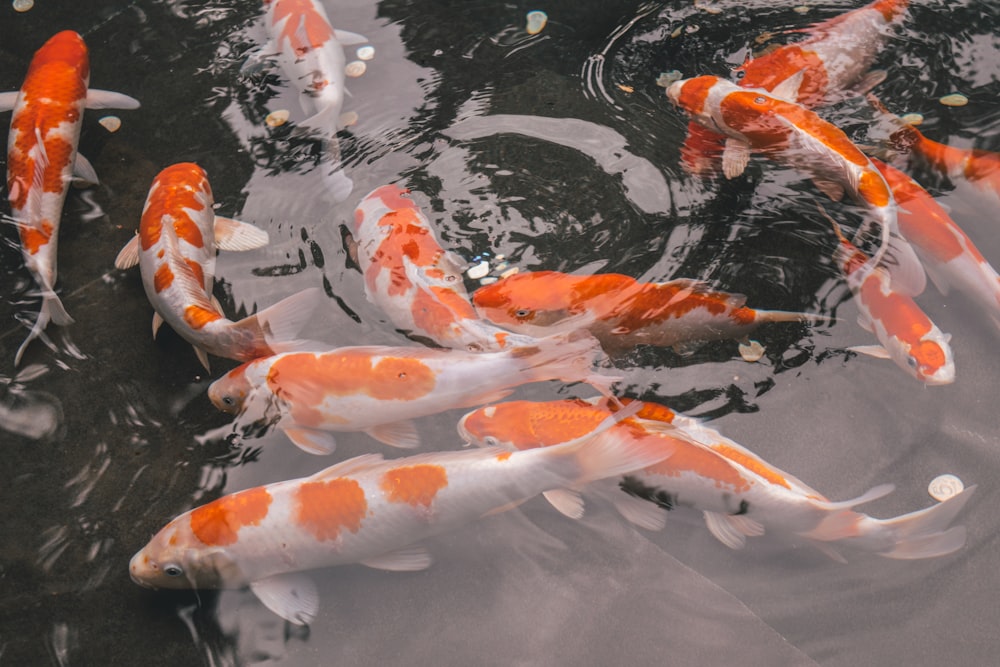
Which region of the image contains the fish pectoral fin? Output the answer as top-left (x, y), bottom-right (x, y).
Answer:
top-left (703, 511), bottom-right (748, 550)
top-left (365, 420), bottom-right (421, 449)
top-left (855, 313), bottom-right (874, 333)
top-left (114, 234), bottom-right (140, 269)
top-left (72, 153), bottom-right (100, 186)
top-left (602, 488), bottom-right (667, 531)
top-left (361, 546), bottom-right (433, 572)
top-left (850, 69), bottom-right (888, 97)
top-left (333, 29), bottom-right (368, 45)
top-left (923, 260), bottom-right (952, 297)
top-left (0, 90), bottom-right (19, 111)
top-left (481, 498), bottom-right (529, 517)
top-left (283, 426), bottom-right (338, 455)
top-left (309, 453), bottom-right (385, 481)
top-left (722, 138), bottom-right (751, 179)
top-left (849, 344), bottom-right (891, 359)
top-left (338, 111), bottom-right (359, 128)
top-left (770, 68), bottom-right (806, 102)
top-left (213, 216), bottom-right (270, 251)
top-left (85, 89), bottom-right (141, 110)
top-left (725, 514), bottom-right (765, 537)
top-left (812, 178), bottom-right (846, 202)
top-left (542, 488), bottom-right (585, 519)
top-left (250, 573), bottom-right (319, 626)
top-left (193, 346), bottom-right (211, 372)
top-left (151, 311), bottom-right (164, 339)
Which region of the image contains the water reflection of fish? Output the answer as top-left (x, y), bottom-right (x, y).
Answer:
top-left (207, 330), bottom-right (619, 454)
top-left (458, 396), bottom-right (975, 560)
top-left (666, 74), bottom-right (925, 297)
top-left (471, 270), bottom-right (817, 354)
top-left (114, 162), bottom-right (321, 370)
top-left (0, 383), bottom-right (63, 441)
top-left (129, 405), bottom-right (669, 626)
top-left (0, 30), bottom-right (140, 365)
top-left (350, 185), bottom-right (533, 352)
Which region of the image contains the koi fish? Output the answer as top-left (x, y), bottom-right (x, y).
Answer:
top-left (827, 210), bottom-right (955, 384)
top-left (458, 396), bottom-right (975, 560)
top-left (130, 404), bottom-right (670, 625)
top-left (471, 270), bottom-right (817, 354)
top-left (667, 74), bottom-right (925, 296)
top-left (872, 158), bottom-right (1000, 329)
top-left (207, 330), bottom-right (619, 455)
top-left (351, 185), bottom-right (534, 352)
top-left (679, 0), bottom-right (909, 173)
top-left (114, 163), bottom-right (321, 370)
top-left (0, 30), bottom-right (140, 364)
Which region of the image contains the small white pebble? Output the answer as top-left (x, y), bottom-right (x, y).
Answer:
top-left (656, 70), bottom-right (683, 88)
top-left (345, 61), bottom-right (366, 78)
top-left (793, 5), bottom-right (811, 14)
top-left (499, 267), bottom-right (520, 279)
top-left (467, 260), bottom-right (490, 280)
top-left (900, 113), bottom-right (924, 126)
top-left (939, 93), bottom-right (968, 107)
top-left (526, 10), bottom-right (548, 35)
top-left (265, 109), bottom-right (290, 127)
top-left (928, 474), bottom-right (964, 501)
top-left (738, 340), bottom-right (765, 362)
top-left (98, 116), bottom-right (122, 133)
top-left (12, 0), bottom-right (33, 12)
top-left (357, 46), bottom-right (375, 61)
top-left (479, 276), bottom-right (498, 285)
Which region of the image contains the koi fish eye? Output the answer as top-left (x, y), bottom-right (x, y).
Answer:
top-left (906, 356), bottom-right (918, 369)
top-left (163, 563), bottom-right (184, 578)
top-left (514, 309), bottom-right (532, 319)
top-left (754, 96), bottom-right (766, 104)
top-left (484, 436), bottom-right (500, 447)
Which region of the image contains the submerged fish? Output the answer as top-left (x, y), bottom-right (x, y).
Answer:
top-left (129, 407), bottom-right (670, 625)
top-left (0, 30), bottom-right (140, 364)
top-left (471, 270), bottom-right (816, 354)
top-left (114, 163), bottom-right (321, 370)
top-left (207, 330), bottom-right (619, 454)
top-left (351, 185), bottom-right (531, 352)
top-left (458, 396), bottom-right (974, 560)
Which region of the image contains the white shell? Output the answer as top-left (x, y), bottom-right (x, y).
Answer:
top-left (900, 113), bottom-right (924, 126)
top-left (266, 110), bottom-right (290, 127)
top-left (98, 116), bottom-right (122, 133)
top-left (928, 474), bottom-right (964, 501)
top-left (499, 267), bottom-right (520, 279)
top-left (12, 0), bottom-right (33, 12)
top-left (656, 71), bottom-right (683, 88)
top-left (357, 46), bottom-right (375, 61)
top-left (478, 276), bottom-right (498, 286)
top-left (345, 61), bottom-right (367, 78)
top-left (467, 261), bottom-right (490, 280)
top-left (738, 340), bottom-right (765, 362)
top-left (939, 93), bottom-right (968, 107)
top-left (526, 10), bottom-right (548, 35)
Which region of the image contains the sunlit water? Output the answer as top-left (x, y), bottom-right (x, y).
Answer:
top-left (1, 1), bottom-right (999, 665)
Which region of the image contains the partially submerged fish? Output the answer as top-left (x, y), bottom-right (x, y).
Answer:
top-left (130, 405), bottom-right (670, 625)
top-left (114, 162), bottom-right (321, 370)
top-left (458, 396), bottom-right (974, 560)
top-left (207, 330), bottom-right (619, 454)
top-left (471, 270), bottom-right (817, 354)
top-left (0, 30), bottom-right (140, 364)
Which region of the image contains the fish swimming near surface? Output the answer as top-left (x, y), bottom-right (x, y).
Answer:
top-left (667, 74), bottom-right (925, 297)
top-left (129, 403), bottom-right (670, 625)
top-left (0, 30), bottom-right (140, 365)
top-left (114, 162), bottom-right (322, 370)
top-left (207, 330), bottom-right (619, 455)
top-left (471, 270), bottom-right (818, 354)
top-left (351, 185), bottom-right (535, 352)
top-left (458, 396), bottom-right (975, 560)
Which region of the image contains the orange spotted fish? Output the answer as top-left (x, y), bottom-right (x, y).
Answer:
top-left (0, 31), bottom-right (140, 364)
top-left (471, 270), bottom-right (816, 354)
top-left (458, 396), bottom-right (975, 560)
top-left (351, 185), bottom-right (534, 352)
top-left (207, 330), bottom-right (619, 454)
top-left (129, 405), bottom-right (670, 625)
top-left (114, 163), bottom-right (320, 370)
top-left (828, 211), bottom-right (955, 384)
top-left (667, 74), bottom-right (925, 297)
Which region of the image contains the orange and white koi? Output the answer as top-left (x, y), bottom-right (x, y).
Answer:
top-left (667, 74), bottom-right (925, 296)
top-left (207, 330), bottom-right (619, 454)
top-left (129, 407), bottom-right (670, 625)
top-left (114, 163), bottom-right (320, 370)
top-left (471, 270), bottom-right (817, 354)
top-left (351, 185), bottom-right (534, 352)
top-left (458, 396), bottom-right (974, 560)
top-left (0, 30), bottom-right (140, 364)
top-left (828, 212), bottom-right (955, 384)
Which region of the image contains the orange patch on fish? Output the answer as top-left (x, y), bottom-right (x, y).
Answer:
top-left (185, 258), bottom-right (206, 288)
top-left (675, 76), bottom-right (716, 115)
top-left (739, 45), bottom-right (829, 107)
top-left (294, 476), bottom-right (367, 541)
top-left (19, 221), bottom-right (53, 255)
top-left (646, 441), bottom-right (752, 492)
top-left (183, 304), bottom-right (222, 330)
top-left (189, 486), bottom-right (272, 546)
top-left (858, 275), bottom-right (932, 347)
top-left (272, 0), bottom-right (335, 54)
top-left (153, 263), bottom-right (174, 293)
top-left (711, 444), bottom-right (790, 489)
top-left (139, 164), bottom-right (209, 250)
top-left (267, 351), bottom-right (437, 405)
top-left (380, 464), bottom-right (448, 508)
top-left (496, 451), bottom-right (512, 462)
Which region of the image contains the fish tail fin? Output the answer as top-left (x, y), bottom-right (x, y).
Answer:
top-left (515, 329), bottom-right (622, 396)
top-left (228, 287), bottom-right (324, 360)
top-left (873, 485), bottom-right (977, 560)
top-left (14, 291), bottom-right (74, 366)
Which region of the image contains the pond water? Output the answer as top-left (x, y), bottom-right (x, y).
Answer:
top-left (1, 0), bottom-right (999, 665)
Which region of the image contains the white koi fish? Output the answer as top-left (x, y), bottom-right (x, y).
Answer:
top-left (114, 162), bottom-right (321, 370)
top-left (129, 403), bottom-right (669, 625)
top-left (458, 397), bottom-right (975, 560)
top-left (0, 30), bottom-right (140, 364)
top-left (207, 330), bottom-right (619, 454)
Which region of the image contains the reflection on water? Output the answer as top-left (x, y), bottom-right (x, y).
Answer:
top-left (1, 0), bottom-right (1000, 665)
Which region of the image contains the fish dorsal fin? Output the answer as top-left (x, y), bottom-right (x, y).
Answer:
top-left (333, 29), bottom-right (368, 45)
top-left (250, 573), bottom-right (318, 626)
top-left (365, 420), bottom-right (421, 449)
top-left (213, 216), bottom-right (269, 251)
top-left (722, 138), bottom-right (751, 179)
top-left (283, 426), bottom-right (338, 455)
top-left (542, 488), bottom-right (585, 519)
top-left (309, 453), bottom-right (385, 481)
top-left (194, 346), bottom-right (211, 372)
top-left (361, 545), bottom-right (432, 571)
top-left (114, 234), bottom-right (140, 269)
top-left (770, 69), bottom-right (806, 103)
top-left (703, 511), bottom-right (748, 550)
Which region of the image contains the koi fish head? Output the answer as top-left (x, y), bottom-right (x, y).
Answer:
top-left (472, 272), bottom-right (610, 337)
top-left (891, 331), bottom-right (955, 385)
top-left (129, 518), bottom-right (240, 590)
top-left (666, 75), bottom-right (727, 131)
top-left (457, 399), bottom-right (615, 450)
top-left (208, 364), bottom-right (255, 414)
top-left (29, 30), bottom-right (89, 81)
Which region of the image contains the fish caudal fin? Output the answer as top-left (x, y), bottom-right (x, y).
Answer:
top-left (515, 330), bottom-right (622, 396)
top-left (874, 485), bottom-right (977, 560)
top-left (15, 292), bottom-right (74, 366)
top-left (229, 287), bottom-right (324, 361)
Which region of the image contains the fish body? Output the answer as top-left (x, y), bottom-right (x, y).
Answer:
top-left (667, 74), bottom-right (924, 295)
top-left (129, 423), bottom-right (670, 624)
top-left (471, 270), bottom-right (814, 353)
top-left (0, 30), bottom-right (140, 364)
top-left (207, 330), bottom-right (618, 454)
top-left (873, 158), bottom-right (1000, 328)
top-left (352, 185), bottom-right (531, 352)
top-left (114, 163), bottom-right (320, 369)
top-left (458, 396), bottom-right (973, 559)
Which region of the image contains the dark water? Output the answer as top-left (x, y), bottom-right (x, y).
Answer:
top-left (1, 1), bottom-right (999, 664)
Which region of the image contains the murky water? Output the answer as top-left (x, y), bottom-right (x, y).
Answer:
top-left (1, 0), bottom-right (999, 664)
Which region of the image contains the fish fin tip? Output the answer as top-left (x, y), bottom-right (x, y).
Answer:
top-left (703, 511), bottom-right (748, 550)
top-left (72, 153), bottom-right (100, 186)
top-left (333, 29), bottom-right (368, 45)
top-left (542, 488), bottom-right (585, 519)
top-left (114, 234), bottom-right (140, 269)
top-left (722, 138), bottom-right (750, 179)
top-left (361, 545), bottom-right (432, 571)
top-left (284, 426), bottom-right (337, 455)
top-left (250, 573), bottom-right (319, 626)
top-left (85, 89), bottom-right (141, 110)
top-left (366, 420), bottom-right (421, 449)
top-left (213, 216), bottom-right (269, 251)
